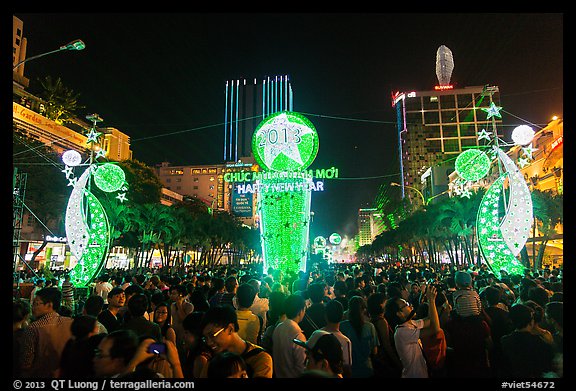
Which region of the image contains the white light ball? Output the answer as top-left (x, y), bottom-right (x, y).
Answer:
top-left (511, 125), bottom-right (535, 146)
top-left (62, 150), bottom-right (82, 166)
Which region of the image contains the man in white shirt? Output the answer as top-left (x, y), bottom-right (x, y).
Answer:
top-left (272, 294), bottom-right (307, 378)
top-left (94, 274), bottom-right (113, 305)
top-left (385, 285), bottom-right (439, 378)
top-left (248, 278), bottom-right (269, 329)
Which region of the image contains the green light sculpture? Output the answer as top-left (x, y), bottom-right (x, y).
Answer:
top-left (62, 122), bottom-right (127, 286)
top-left (253, 111), bottom-right (319, 276)
top-left (455, 103), bottom-right (534, 278)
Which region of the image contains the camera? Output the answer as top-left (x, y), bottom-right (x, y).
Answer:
top-left (147, 342), bottom-right (167, 355)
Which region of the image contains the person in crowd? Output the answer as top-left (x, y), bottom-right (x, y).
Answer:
top-left (57, 315), bottom-right (104, 378)
top-left (93, 329), bottom-right (140, 377)
top-left (500, 303), bottom-right (555, 377)
top-left (260, 290), bottom-right (287, 354)
top-left (294, 330), bottom-right (345, 378)
top-left (452, 271), bottom-right (482, 317)
top-left (221, 276), bottom-right (239, 308)
top-left (98, 287), bottom-right (125, 333)
top-left (339, 295), bottom-right (379, 378)
top-left (121, 293), bottom-right (163, 342)
top-left (94, 274), bottom-right (113, 305)
top-left (272, 294), bottom-right (307, 378)
top-left (181, 311), bottom-right (213, 378)
top-left (333, 280), bottom-right (349, 311)
top-left (207, 277), bottom-right (225, 304)
top-left (299, 282), bottom-right (328, 339)
top-left (408, 282), bottom-right (423, 308)
top-left (169, 284), bottom-right (195, 356)
top-left (545, 301), bottom-right (563, 355)
top-left (61, 273), bottom-right (76, 315)
top-left (414, 286), bottom-right (447, 378)
top-left (189, 289), bottom-right (210, 312)
top-left (82, 294), bottom-right (108, 334)
top-left (119, 284), bottom-right (146, 321)
top-left (29, 278), bottom-right (45, 302)
top-left (248, 278), bottom-right (269, 329)
top-left (19, 287), bottom-right (74, 377)
top-left (235, 283), bottom-right (263, 344)
top-left (153, 302), bottom-right (177, 345)
top-left (320, 298), bottom-right (353, 377)
top-left (445, 273), bottom-right (493, 378)
top-left (480, 285), bottom-right (514, 376)
top-left (385, 285), bottom-right (439, 378)
top-left (367, 292), bottom-right (402, 378)
top-left (200, 305), bottom-right (272, 378)
top-left (207, 352), bottom-right (249, 378)
top-left (524, 300), bottom-right (554, 344)
top-left (13, 298), bottom-right (31, 377)
top-left (122, 337), bottom-right (184, 378)
top-left (148, 291), bottom-right (167, 320)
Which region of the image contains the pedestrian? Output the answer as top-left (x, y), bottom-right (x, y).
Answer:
top-left (61, 274), bottom-right (76, 315)
top-left (294, 330), bottom-right (345, 378)
top-left (272, 294), bottom-right (307, 377)
top-left (19, 287), bottom-right (73, 377)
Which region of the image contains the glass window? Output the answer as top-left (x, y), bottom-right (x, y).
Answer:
top-left (460, 124), bottom-right (476, 137)
top-left (461, 137), bottom-right (478, 148)
top-left (442, 125), bottom-right (459, 138)
top-left (423, 96), bottom-right (439, 110)
top-left (423, 111), bottom-right (440, 124)
top-left (440, 110), bottom-right (457, 124)
top-left (425, 125), bottom-right (441, 138)
top-left (440, 95), bottom-right (456, 109)
top-left (443, 138), bottom-right (460, 153)
top-left (457, 93), bottom-right (474, 109)
top-left (458, 109), bottom-right (475, 123)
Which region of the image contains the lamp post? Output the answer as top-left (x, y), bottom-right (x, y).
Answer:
top-left (391, 182), bottom-right (449, 208)
top-left (390, 182), bottom-right (426, 206)
top-left (13, 39), bottom-right (85, 70)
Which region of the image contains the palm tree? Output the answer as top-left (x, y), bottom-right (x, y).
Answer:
top-left (530, 189), bottom-right (563, 270)
top-left (37, 76), bottom-right (85, 124)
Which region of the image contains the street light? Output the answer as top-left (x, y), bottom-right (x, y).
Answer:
top-left (390, 182), bottom-right (426, 205)
top-left (390, 182), bottom-right (450, 207)
top-left (13, 39), bottom-right (86, 70)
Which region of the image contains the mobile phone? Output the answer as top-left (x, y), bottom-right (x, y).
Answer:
top-left (147, 342), bottom-right (167, 355)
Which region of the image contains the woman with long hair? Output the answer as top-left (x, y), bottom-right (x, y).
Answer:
top-left (339, 295), bottom-right (379, 378)
top-left (153, 302), bottom-right (177, 345)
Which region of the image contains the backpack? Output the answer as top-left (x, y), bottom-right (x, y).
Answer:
top-left (241, 346), bottom-right (265, 378)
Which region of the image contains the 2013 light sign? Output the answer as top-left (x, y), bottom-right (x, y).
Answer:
top-left (252, 111), bottom-right (320, 276)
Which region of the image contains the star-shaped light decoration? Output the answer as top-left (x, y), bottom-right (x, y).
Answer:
top-left (62, 166), bottom-right (74, 178)
top-left (460, 188), bottom-right (472, 198)
top-left (67, 177), bottom-right (78, 187)
top-left (482, 102), bottom-right (503, 119)
top-left (86, 129), bottom-right (102, 144)
top-left (522, 144), bottom-right (538, 160)
top-left (517, 157), bottom-right (530, 168)
top-left (95, 149), bottom-right (107, 159)
top-left (252, 112), bottom-right (319, 172)
top-left (477, 129), bottom-right (493, 142)
top-left (116, 193), bottom-right (127, 202)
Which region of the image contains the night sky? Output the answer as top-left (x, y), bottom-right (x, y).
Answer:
top-left (14, 13), bottom-right (563, 240)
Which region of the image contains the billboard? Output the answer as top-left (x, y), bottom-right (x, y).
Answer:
top-left (231, 188), bottom-right (253, 217)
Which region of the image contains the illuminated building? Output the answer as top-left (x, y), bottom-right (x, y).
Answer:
top-left (358, 208), bottom-right (381, 247)
top-left (224, 75), bottom-right (293, 162)
top-left (391, 85), bottom-right (502, 206)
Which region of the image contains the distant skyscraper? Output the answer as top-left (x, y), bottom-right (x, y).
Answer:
top-left (223, 75), bottom-right (293, 162)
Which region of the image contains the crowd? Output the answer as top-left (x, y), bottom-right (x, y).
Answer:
top-left (13, 261), bottom-right (563, 379)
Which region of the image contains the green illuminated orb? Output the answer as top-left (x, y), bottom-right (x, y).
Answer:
top-left (94, 163), bottom-right (125, 193)
top-left (455, 149), bottom-right (491, 182)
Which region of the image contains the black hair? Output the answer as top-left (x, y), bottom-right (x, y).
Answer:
top-left (236, 283), bottom-right (257, 309)
top-left (207, 351), bottom-right (247, 378)
top-left (13, 298), bottom-right (31, 323)
top-left (324, 299), bottom-right (344, 324)
top-left (71, 315), bottom-right (98, 339)
top-left (308, 282), bottom-right (327, 304)
top-left (284, 294), bottom-right (306, 319)
top-left (36, 287), bottom-right (62, 312)
top-left (201, 305), bottom-right (239, 332)
top-left (366, 292), bottom-right (386, 318)
top-left (84, 295), bottom-right (105, 317)
top-left (509, 303), bottom-right (535, 330)
top-left (106, 329), bottom-right (139, 365)
top-left (127, 293), bottom-right (149, 317)
top-left (545, 301), bottom-right (563, 329)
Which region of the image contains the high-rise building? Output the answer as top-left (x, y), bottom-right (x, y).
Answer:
top-left (358, 208), bottom-right (381, 247)
top-left (13, 15), bottom-right (29, 88)
top-left (391, 85), bottom-right (502, 205)
top-left (223, 75), bottom-right (293, 162)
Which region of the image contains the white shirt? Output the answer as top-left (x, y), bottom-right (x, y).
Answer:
top-left (394, 318), bottom-right (428, 378)
top-left (272, 318), bottom-right (307, 378)
top-left (94, 282), bottom-right (113, 304)
top-left (321, 328), bottom-right (353, 369)
top-left (249, 294), bottom-right (269, 329)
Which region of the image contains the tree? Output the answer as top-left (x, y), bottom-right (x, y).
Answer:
top-left (37, 76), bottom-right (85, 124)
top-left (530, 189), bottom-right (563, 270)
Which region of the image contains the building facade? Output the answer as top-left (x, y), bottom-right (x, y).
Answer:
top-left (391, 85), bottom-right (502, 205)
top-left (224, 75), bottom-right (293, 162)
